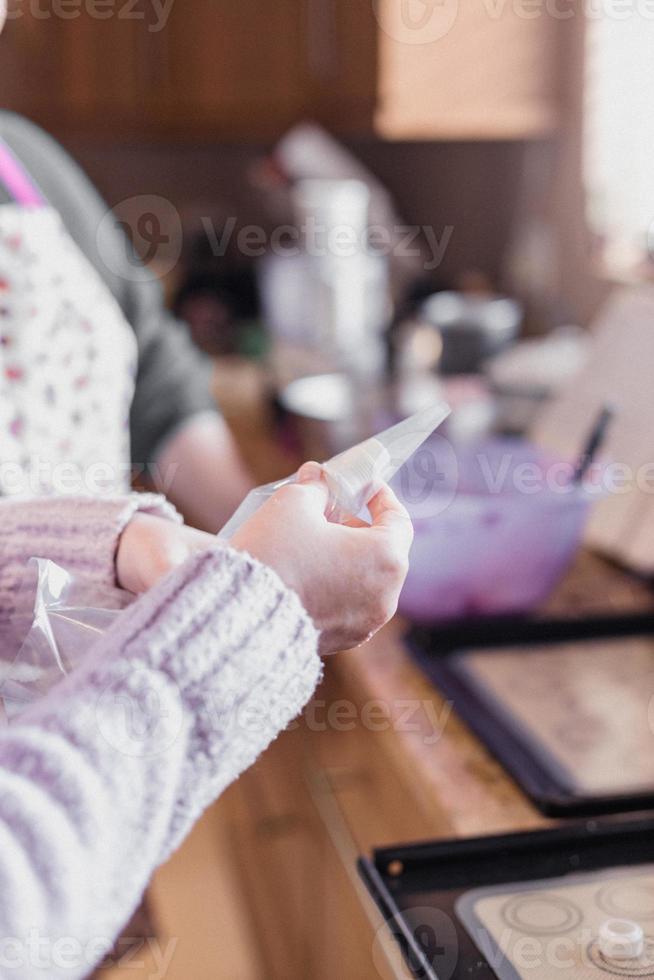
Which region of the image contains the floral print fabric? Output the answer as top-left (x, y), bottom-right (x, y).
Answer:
top-left (0, 206), bottom-right (137, 496)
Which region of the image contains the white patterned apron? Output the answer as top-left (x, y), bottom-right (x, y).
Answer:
top-left (0, 144), bottom-right (137, 497)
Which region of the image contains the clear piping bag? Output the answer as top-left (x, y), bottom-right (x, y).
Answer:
top-left (218, 401), bottom-right (451, 538)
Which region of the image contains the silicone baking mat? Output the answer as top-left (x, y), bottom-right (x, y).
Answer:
top-left (457, 865), bottom-right (654, 979)
top-left (451, 636), bottom-right (654, 797)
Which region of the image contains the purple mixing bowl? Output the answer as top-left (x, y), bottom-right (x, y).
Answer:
top-left (392, 437), bottom-right (595, 623)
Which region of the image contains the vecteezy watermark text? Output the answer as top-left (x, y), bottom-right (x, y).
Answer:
top-left (481, 0), bottom-right (654, 19)
top-left (0, 456), bottom-right (180, 497)
top-left (0, 931), bottom-right (177, 978)
top-left (6, 0), bottom-right (174, 32)
top-left (95, 682), bottom-right (455, 759)
top-left (373, 0), bottom-right (654, 49)
top-left (96, 194), bottom-right (454, 283)
top-left (201, 215), bottom-right (453, 270)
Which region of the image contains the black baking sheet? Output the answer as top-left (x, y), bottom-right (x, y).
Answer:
top-left (358, 817), bottom-right (654, 980)
top-left (408, 614), bottom-right (654, 817)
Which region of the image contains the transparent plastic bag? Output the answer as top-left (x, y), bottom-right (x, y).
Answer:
top-left (0, 558), bottom-right (131, 719)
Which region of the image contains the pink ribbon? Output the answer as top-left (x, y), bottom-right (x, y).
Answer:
top-left (0, 140), bottom-right (44, 206)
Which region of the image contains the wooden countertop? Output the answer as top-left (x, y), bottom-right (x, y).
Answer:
top-left (313, 548), bottom-right (654, 853)
top-left (105, 364), bottom-right (654, 980)
top-left (214, 360), bottom-right (654, 847)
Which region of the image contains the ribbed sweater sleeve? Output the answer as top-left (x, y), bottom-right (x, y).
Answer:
top-left (0, 493), bottom-right (181, 626)
top-left (0, 546), bottom-right (321, 978)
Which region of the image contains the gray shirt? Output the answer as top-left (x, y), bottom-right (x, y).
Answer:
top-left (0, 111), bottom-right (217, 466)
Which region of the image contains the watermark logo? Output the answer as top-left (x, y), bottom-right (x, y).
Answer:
top-left (392, 434), bottom-right (459, 521)
top-left (372, 0), bottom-right (459, 44)
top-left (96, 667), bottom-right (185, 758)
top-left (372, 907), bottom-right (459, 979)
top-left (96, 194), bottom-right (182, 283)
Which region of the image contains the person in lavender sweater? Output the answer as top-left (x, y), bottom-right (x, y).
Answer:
top-left (0, 0), bottom-right (413, 971)
top-left (0, 467), bottom-right (412, 979)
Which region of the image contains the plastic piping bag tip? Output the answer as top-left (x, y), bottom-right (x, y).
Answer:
top-left (373, 401), bottom-right (451, 483)
top-left (322, 400), bottom-right (450, 519)
top-left (218, 401), bottom-right (451, 536)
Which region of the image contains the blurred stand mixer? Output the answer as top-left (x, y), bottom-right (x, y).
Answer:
top-left (260, 179), bottom-right (390, 373)
top-left (259, 177), bottom-right (392, 455)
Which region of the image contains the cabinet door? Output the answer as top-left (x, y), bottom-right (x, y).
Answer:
top-left (158, 0), bottom-right (312, 139)
top-left (305, 0), bottom-right (378, 134)
top-left (58, 13), bottom-right (149, 131)
top-left (0, 0), bottom-right (559, 142)
top-left (0, 2), bottom-right (69, 127)
top-left (1, 0), bottom-right (157, 136)
top-left (0, 1), bottom-right (314, 140)
top-left (375, 0), bottom-right (560, 139)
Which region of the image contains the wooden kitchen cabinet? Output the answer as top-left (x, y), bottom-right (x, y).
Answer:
top-left (0, 0), bottom-right (559, 141)
top-left (0, 1), bottom-right (68, 126)
top-left (303, 0), bottom-right (378, 134)
top-left (374, 0), bottom-right (561, 139)
top-left (0, 0), bottom-right (155, 134)
top-left (149, 0), bottom-right (313, 138)
top-left (0, 0), bottom-right (315, 139)
top-left (306, 0), bottom-right (560, 139)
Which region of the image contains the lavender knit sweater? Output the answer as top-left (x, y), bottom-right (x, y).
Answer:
top-left (0, 494), bottom-right (321, 978)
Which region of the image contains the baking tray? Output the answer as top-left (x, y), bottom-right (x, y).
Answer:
top-left (408, 611), bottom-right (654, 817)
top-left (358, 816), bottom-right (654, 980)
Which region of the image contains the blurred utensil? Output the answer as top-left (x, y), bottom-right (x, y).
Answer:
top-left (572, 403), bottom-right (615, 484)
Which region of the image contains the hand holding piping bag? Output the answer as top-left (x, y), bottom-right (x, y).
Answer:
top-left (219, 402), bottom-right (451, 536)
top-left (229, 462), bottom-right (414, 654)
top-left (228, 402), bottom-right (450, 654)
top-left (118, 404), bottom-right (450, 655)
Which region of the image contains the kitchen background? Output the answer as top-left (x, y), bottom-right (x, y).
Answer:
top-left (0, 1), bottom-right (614, 330)
top-left (1, 3), bottom-right (653, 979)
